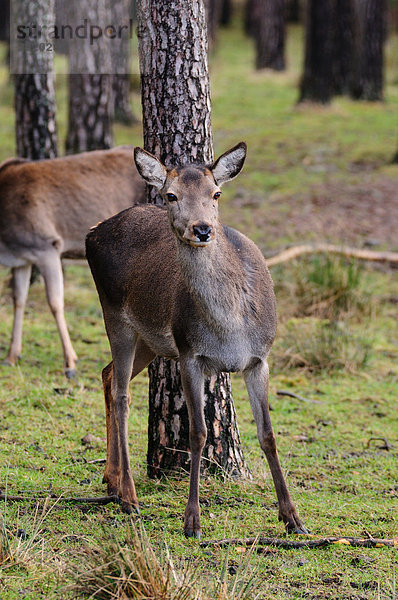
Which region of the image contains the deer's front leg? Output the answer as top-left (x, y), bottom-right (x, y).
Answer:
top-left (180, 356), bottom-right (207, 539)
top-left (244, 360), bottom-right (307, 534)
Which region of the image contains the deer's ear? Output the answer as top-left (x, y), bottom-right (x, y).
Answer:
top-left (211, 142), bottom-right (247, 186)
top-left (134, 148), bottom-right (167, 190)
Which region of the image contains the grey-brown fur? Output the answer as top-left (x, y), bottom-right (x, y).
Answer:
top-left (86, 143), bottom-right (306, 538)
top-left (0, 146), bottom-right (145, 376)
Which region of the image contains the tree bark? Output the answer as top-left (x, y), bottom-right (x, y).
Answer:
top-left (65, 0), bottom-right (114, 153)
top-left (12, 0), bottom-right (58, 159)
top-left (351, 0), bottom-right (387, 101)
top-left (298, 0), bottom-right (333, 104)
top-left (137, 0), bottom-right (251, 480)
top-left (255, 0), bottom-right (286, 71)
top-left (0, 0), bottom-right (10, 42)
top-left (332, 0), bottom-right (356, 95)
top-left (220, 0), bottom-right (233, 26)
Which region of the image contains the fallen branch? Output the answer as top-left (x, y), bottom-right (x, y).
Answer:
top-left (201, 536), bottom-right (398, 549)
top-left (266, 244), bottom-right (398, 267)
top-left (0, 491), bottom-right (119, 506)
top-left (276, 389), bottom-right (323, 404)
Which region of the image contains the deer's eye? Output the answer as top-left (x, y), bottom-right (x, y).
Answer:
top-left (166, 193), bottom-right (178, 202)
top-left (213, 191), bottom-right (221, 200)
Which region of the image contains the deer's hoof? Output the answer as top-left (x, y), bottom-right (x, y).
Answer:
top-left (185, 529), bottom-right (201, 540)
top-left (2, 357), bottom-right (17, 367)
top-left (65, 368), bottom-right (77, 379)
top-left (121, 501), bottom-right (140, 516)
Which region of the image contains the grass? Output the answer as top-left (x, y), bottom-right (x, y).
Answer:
top-left (0, 12), bottom-right (398, 600)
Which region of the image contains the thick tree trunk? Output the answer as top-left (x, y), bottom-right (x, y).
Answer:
top-left (244, 0), bottom-right (261, 37)
top-left (332, 0), bottom-right (356, 95)
top-left (65, 0), bottom-right (114, 153)
top-left (137, 0), bottom-right (251, 480)
top-left (255, 0), bottom-right (286, 71)
top-left (111, 0), bottom-right (136, 125)
top-left (220, 0), bottom-right (233, 26)
top-left (351, 0), bottom-right (386, 101)
top-left (298, 0), bottom-right (333, 104)
top-left (12, 0), bottom-right (58, 159)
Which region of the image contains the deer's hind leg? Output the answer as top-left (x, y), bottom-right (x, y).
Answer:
top-left (102, 331), bottom-right (155, 512)
top-left (4, 264), bottom-right (32, 366)
top-left (244, 360), bottom-right (307, 534)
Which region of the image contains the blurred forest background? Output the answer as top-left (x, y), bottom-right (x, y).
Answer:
top-left (0, 1), bottom-right (397, 599)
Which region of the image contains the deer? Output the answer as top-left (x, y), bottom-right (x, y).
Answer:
top-left (0, 146), bottom-right (145, 377)
top-left (85, 142), bottom-right (307, 539)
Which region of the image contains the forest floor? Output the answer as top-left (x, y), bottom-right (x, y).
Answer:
top-left (0, 18), bottom-right (397, 600)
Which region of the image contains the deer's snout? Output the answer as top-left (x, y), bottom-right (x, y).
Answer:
top-left (185, 222), bottom-right (214, 247)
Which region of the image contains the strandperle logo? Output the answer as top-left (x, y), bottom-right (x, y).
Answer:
top-left (16, 19), bottom-right (134, 46)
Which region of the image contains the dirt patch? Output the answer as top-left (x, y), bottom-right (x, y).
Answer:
top-left (252, 174), bottom-right (398, 252)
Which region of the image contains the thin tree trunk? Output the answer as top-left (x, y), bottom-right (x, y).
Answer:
top-left (137, 0), bottom-right (251, 480)
top-left (332, 0), bottom-right (356, 95)
top-left (255, 0), bottom-right (286, 71)
top-left (112, 0), bottom-right (136, 125)
top-left (351, 0), bottom-right (387, 101)
top-left (12, 0), bottom-right (57, 159)
top-left (298, 0), bottom-right (333, 104)
top-left (220, 0), bottom-right (233, 26)
top-left (65, 0), bottom-right (114, 153)
top-left (205, 0), bottom-right (223, 49)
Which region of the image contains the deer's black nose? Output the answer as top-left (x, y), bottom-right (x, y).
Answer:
top-left (193, 224), bottom-right (212, 242)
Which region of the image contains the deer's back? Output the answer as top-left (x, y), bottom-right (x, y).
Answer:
top-left (0, 147), bottom-right (145, 259)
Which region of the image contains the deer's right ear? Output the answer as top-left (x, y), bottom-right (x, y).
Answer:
top-left (134, 148), bottom-right (167, 190)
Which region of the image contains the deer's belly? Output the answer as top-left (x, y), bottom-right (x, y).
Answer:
top-left (194, 334), bottom-right (259, 375)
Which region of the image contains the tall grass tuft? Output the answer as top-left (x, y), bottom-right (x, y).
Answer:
top-left (274, 255), bottom-right (375, 322)
top-left (271, 317), bottom-right (372, 373)
top-left (69, 520), bottom-right (262, 600)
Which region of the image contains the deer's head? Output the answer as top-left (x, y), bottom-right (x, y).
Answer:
top-left (134, 143), bottom-right (247, 248)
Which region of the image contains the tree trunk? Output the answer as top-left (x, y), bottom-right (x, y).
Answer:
top-left (12, 0), bottom-right (58, 159)
top-left (255, 0), bottom-right (286, 71)
top-left (220, 0), bottom-right (233, 26)
top-left (111, 0), bottom-right (136, 125)
top-left (0, 0), bottom-right (10, 42)
top-left (332, 0), bottom-right (356, 95)
top-left (244, 0), bottom-right (261, 37)
top-left (351, 0), bottom-right (387, 101)
top-left (137, 0), bottom-right (251, 480)
top-left (298, 0), bottom-right (333, 104)
top-left (65, 0), bottom-right (114, 153)
top-left (286, 0), bottom-right (301, 23)
top-left (205, 0), bottom-right (223, 49)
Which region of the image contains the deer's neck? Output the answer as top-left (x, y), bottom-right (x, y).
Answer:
top-left (177, 232), bottom-right (247, 333)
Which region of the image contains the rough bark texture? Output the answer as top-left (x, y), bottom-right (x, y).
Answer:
top-left (137, 0), bottom-right (251, 480)
top-left (351, 0), bottom-right (387, 101)
top-left (255, 0), bottom-right (286, 71)
top-left (65, 0), bottom-right (114, 153)
top-left (13, 0), bottom-right (58, 159)
top-left (112, 0), bottom-right (136, 125)
top-left (332, 0), bottom-right (356, 95)
top-left (298, 0), bottom-right (333, 104)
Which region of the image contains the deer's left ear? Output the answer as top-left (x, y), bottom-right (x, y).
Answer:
top-left (211, 142), bottom-right (247, 186)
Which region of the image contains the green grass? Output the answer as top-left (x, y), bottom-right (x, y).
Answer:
top-left (0, 15), bottom-right (398, 600)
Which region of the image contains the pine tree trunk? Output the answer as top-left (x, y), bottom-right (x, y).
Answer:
top-left (220, 0), bottom-right (233, 26)
top-left (0, 0), bottom-right (10, 42)
top-left (255, 0), bottom-right (286, 71)
top-left (65, 0), bottom-right (114, 153)
top-left (332, 0), bottom-right (356, 95)
top-left (298, 0), bottom-right (333, 104)
top-left (351, 0), bottom-right (386, 101)
top-left (137, 0), bottom-right (251, 481)
top-left (112, 0), bottom-right (136, 125)
top-left (12, 0), bottom-right (58, 159)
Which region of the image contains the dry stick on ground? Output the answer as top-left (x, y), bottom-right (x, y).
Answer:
top-left (277, 390), bottom-right (323, 404)
top-left (201, 536), bottom-right (398, 549)
top-left (0, 491), bottom-right (119, 505)
top-left (266, 244), bottom-right (398, 267)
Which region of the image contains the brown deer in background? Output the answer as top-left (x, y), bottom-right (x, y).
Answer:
top-left (86, 143), bottom-right (306, 538)
top-left (0, 147), bottom-right (145, 377)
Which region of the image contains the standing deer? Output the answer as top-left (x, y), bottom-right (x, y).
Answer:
top-left (86, 143), bottom-right (306, 538)
top-left (0, 147), bottom-right (145, 377)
